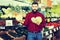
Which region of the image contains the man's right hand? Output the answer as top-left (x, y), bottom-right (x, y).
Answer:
top-left (19, 19), bottom-right (25, 25)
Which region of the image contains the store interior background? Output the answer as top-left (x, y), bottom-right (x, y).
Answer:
top-left (0, 0), bottom-right (60, 40)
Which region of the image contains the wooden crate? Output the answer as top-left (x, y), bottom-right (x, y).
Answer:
top-left (13, 35), bottom-right (26, 40)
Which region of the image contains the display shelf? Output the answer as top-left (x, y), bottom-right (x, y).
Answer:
top-left (43, 26), bottom-right (60, 40)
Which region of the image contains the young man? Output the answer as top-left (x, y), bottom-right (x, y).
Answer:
top-left (22, 2), bottom-right (46, 40)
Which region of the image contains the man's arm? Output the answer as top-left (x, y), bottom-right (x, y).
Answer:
top-left (23, 14), bottom-right (29, 26)
top-left (19, 13), bottom-right (29, 26)
top-left (39, 14), bottom-right (46, 27)
top-left (41, 15), bottom-right (46, 27)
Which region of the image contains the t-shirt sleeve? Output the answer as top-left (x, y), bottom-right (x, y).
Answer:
top-left (23, 13), bottom-right (29, 26)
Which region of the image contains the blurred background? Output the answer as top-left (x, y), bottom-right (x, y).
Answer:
top-left (0, 0), bottom-right (60, 40)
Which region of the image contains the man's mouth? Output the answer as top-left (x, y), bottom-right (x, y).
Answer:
top-left (32, 10), bottom-right (38, 13)
top-left (33, 9), bottom-right (37, 11)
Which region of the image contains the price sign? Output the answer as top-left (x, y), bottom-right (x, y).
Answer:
top-left (6, 20), bottom-right (13, 26)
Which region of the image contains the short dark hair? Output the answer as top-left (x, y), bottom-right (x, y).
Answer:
top-left (32, 2), bottom-right (38, 5)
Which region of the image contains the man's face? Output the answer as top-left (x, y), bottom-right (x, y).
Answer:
top-left (32, 4), bottom-right (38, 12)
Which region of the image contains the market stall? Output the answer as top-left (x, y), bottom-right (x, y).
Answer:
top-left (0, 0), bottom-right (60, 40)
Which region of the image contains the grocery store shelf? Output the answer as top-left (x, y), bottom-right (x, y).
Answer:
top-left (43, 26), bottom-right (60, 40)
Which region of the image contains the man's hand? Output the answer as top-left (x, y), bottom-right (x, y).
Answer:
top-left (19, 19), bottom-right (25, 24)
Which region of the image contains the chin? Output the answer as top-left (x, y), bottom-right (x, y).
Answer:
top-left (33, 10), bottom-right (37, 12)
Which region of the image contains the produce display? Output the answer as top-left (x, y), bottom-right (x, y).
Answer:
top-left (0, 0), bottom-right (60, 40)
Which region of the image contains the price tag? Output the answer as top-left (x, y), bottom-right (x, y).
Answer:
top-left (0, 26), bottom-right (5, 29)
top-left (53, 28), bottom-right (56, 32)
top-left (59, 27), bottom-right (60, 29)
top-left (56, 27), bottom-right (58, 30)
top-left (50, 30), bottom-right (52, 33)
top-left (50, 34), bottom-right (53, 38)
top-left (6, 20), bottom-right (13, 26)
top-left (45, 31), bottom-right (49, 36)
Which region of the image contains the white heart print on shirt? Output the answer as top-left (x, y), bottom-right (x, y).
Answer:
top-left (31, 16), bottom-right (42, 25)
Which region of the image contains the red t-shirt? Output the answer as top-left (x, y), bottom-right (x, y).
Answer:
top-left (24, 11), bottom-right (46, 32)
